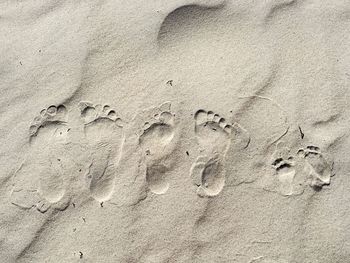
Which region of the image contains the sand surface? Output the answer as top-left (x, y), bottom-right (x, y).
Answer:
top-left (1, 0), bottom-right (350, 262)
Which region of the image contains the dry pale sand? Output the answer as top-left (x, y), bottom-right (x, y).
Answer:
top-left (1, 0), bottom-right (350, 262)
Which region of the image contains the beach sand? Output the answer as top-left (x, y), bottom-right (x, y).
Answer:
top-left (1, 0), bottom-right (350, 262)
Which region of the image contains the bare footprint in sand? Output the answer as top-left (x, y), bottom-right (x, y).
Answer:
top-left (298, 146), bottom-right (333, 190)
top-left (190, 110), bottom-right (233, 197)
top-left (79, 102), bottom-right (124, 202)
top-left (266, 142), bottom-right (304, 196)
top-left (135, 102), bottom-right (176, 195)
top-left (271, 157), bottom-right (297, 196)
top-left (11, 105), bottom-right (70, 212)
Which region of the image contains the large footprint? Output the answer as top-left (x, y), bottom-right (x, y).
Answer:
top-left (298, 146), bottom-right (333, 190)
top-left (11, 105), bottom-right (70, 212)
top-left (190, 110), bottom-right (233, 197)
top-left (134, 102), bottom-right (176, 195)
top-left (79, 102), bottom-right (124, 202)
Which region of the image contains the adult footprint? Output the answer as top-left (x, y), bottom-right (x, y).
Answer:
top-left (79, 102), bottom-right (124, 202)
top-left (12, 105), bottom-right (70, 212)
top-left (190, 110), bottom-right (233, 197)
top-left (136, 102), bottom-right (176, 195)
top-left (298, 146), bottom-right (333, 190)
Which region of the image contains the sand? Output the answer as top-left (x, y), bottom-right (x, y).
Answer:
top-left (1, 0), bottom-right (350, 262)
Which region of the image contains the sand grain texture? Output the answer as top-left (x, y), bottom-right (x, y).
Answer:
top-left (1, 0), bottom-right (350, 262)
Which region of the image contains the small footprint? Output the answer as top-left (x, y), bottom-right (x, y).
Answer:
top-left (271, 156), bottom-right (296, 196)
top-left (135, 102), bottom-right (176, 195)
top-left (266, 142), bottom-right (305, 196)
top-left (298, 146), bottom-right (332, 190)
top-left (190, 110), bottom-right (232, 197)
top-left (12, 105), bottom-right (70, 212)
top-left (79, 102), bottom-right (124, 202)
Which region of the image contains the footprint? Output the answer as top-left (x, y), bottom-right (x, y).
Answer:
top-left (190, 110), bottom-right (233, 197)
top-left (29, 105), bottom-right (68, 139)
top-left (135, 102), bottom-right (176, 195)
top-left (11, 105), bottom-right (70, 212)
top-left (190, 154), bottom-right (226, 197)
top-left (79, 102), bottom-right (124, 202)
top-left (266, 142), bottom-right (304, 196)
top-left (298, 146), bottom-right (332, 190)
top-left (271, 157), bottom-right (297, 196)
top-left (194, 110), bottom-right (232, 154)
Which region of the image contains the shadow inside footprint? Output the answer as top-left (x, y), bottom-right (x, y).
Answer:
top-left (298, 146), bottom-right (332, 189)
top-left (136, 102), bottom-right (176, 195)
top-left (265, 141), bottom-right (306, 197)
top-left (29, 105), bottom-right (68, 140)
top-left (271, 157), bottom-right (297, 196)
top-left (37, 158), bottom-right (65, 204)
top-left (139, 120), bottom-right (175, 158)
top-left (191, 109), bottom-right (235, 197)
top-left (12, 104), bottom-right (70, 212)
top-left (194, 110), bottom-right (232, 154)
top-left (191, 155), bottom-right (225, 197)
top-left (145, 164), bottom-right (169, 195)
top-left (79, 102), bottom-right (124, 202)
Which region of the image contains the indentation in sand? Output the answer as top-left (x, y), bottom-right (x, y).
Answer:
top-left (264, 141), bottom-right (305, 196)
top-left (271, 156), bottom-right (297, 196)
top-left (134, 102), bottom-right (176, 195)
top-left (191, 109), bottom-right (232, 197)
top-left (12, 104), bottom-right (71, 212)
top-left (263, 0), bottom-right (298, 23)
top-left (79, 101), bottom-right (124, 202)
top-left (298, 145), bottom-right (333, 190)
top-left (157, 3), bottom-right (225, 46)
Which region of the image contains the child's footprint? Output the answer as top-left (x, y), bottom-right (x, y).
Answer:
top-left (190, 110), bottom-right (232, 197)
top-left (11, 105), bottom-right (70, 212)
top-left (135, 102), bottom-right (176, 195)
top-left (266, 142), bottom-right (304, 196)
top-left (298, 146), bottom-right (333, 190)
top-left (271, 157), bottom-right (296, 196)
top-left (79, 102), bottom-right (124, 202)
